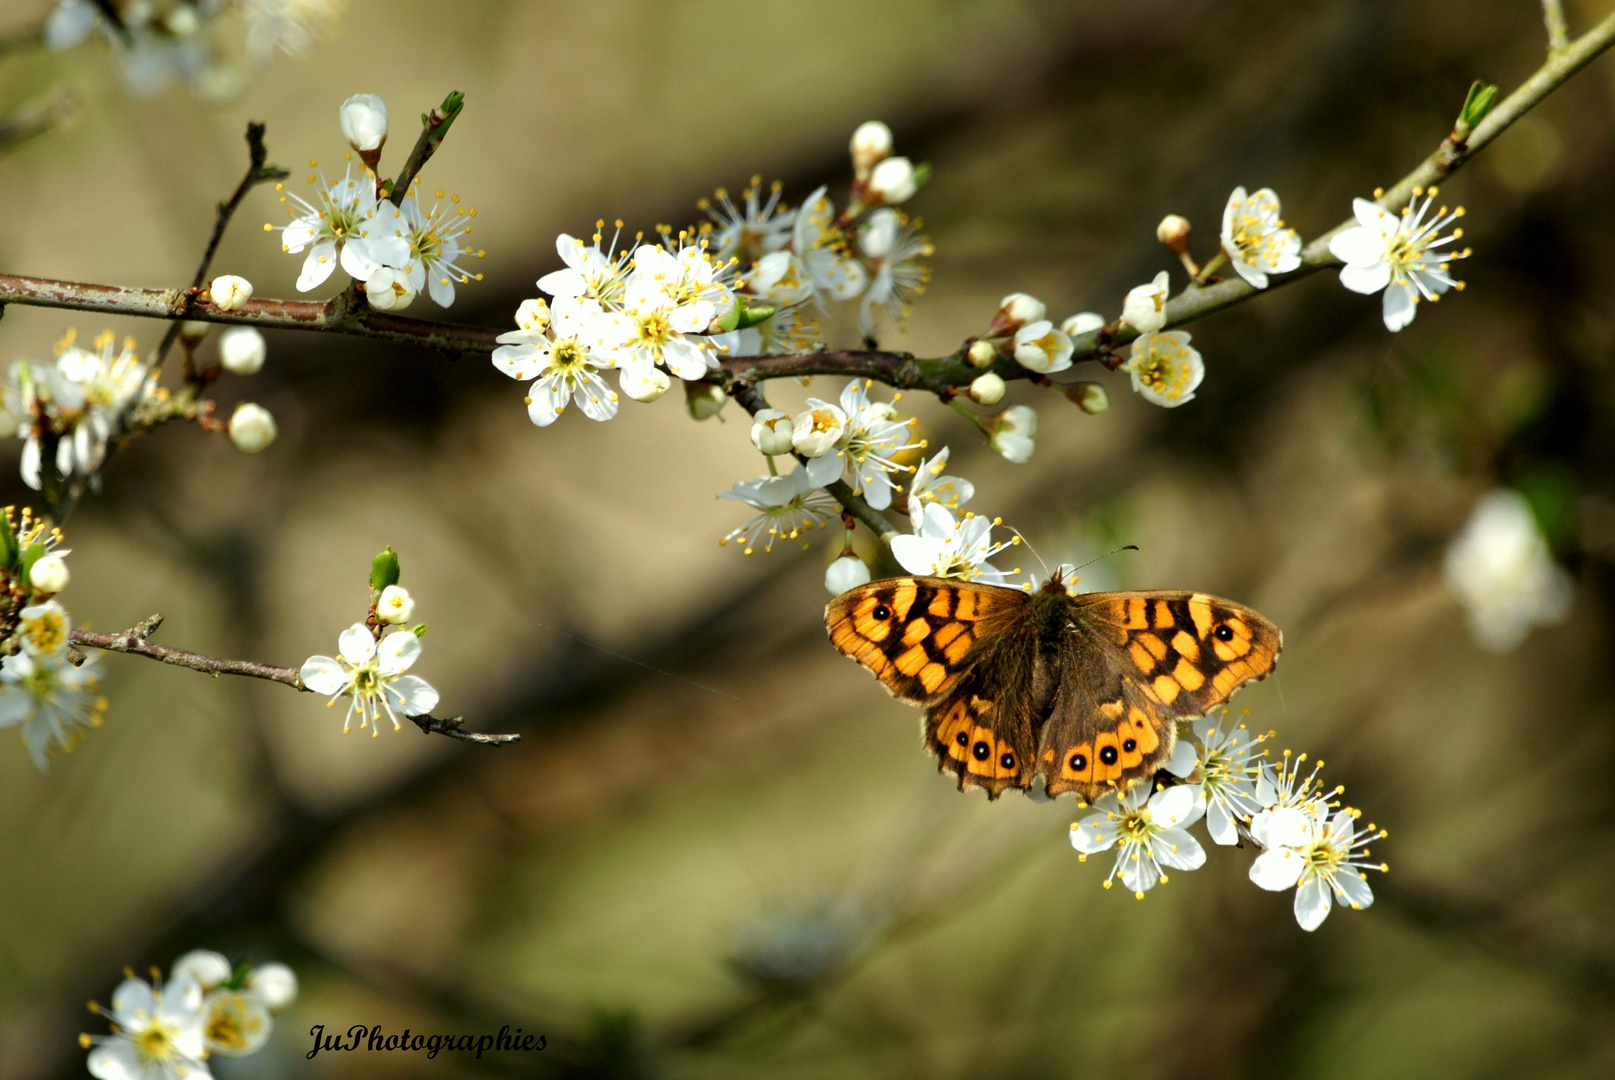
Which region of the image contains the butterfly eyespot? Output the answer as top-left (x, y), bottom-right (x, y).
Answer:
top-left (872, 604), bottom-right (892, 620)
top-left (972, 740), bottom-right (991, 761)
top-left (1099, 745), bottom-right (1119, 765)
top-left (955, 732), bottom-right (968, 746)
top-left (1214, 624), bottom-right (1234, 641)
top-left (1123, 738), bottom-right (1137, 752)
top-left (1069, 753), bottom-right (1087, 771)
top-left (1000, 752), bottom-right (1015, 769)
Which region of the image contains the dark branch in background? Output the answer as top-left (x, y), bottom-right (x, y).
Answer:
top-left (69, 617), bottom-right (520, 746)
top-left (0, 90), bottom-right (75, 154)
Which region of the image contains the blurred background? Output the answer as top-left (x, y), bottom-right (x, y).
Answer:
top-left (1, 0), bottom-right (1613, 1076)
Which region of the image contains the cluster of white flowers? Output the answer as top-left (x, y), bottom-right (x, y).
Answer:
top-left (270, 94), bottom-right (484, 312)
top-left (0, 507), bottom-right (101, 771)
top-left (300, 553), bottom-right (438, 736)
top-left (1444, 488), bottom-right (1573, 652)
top-left (45, 0), bottom-right (345, 100)
top-left (1070, 709), bottom-right (1387, 931)
top-left (81, 949), bottom-right (297, 1078)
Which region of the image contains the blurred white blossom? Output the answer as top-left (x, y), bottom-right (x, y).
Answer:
top-left (1444, 489), bottom-right (1572, 652)
top-left (988, 404), bottom-right (1037, 463)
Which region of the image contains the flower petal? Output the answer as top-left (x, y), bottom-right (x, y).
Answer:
top-left (1249, 847), bottom-right (1305, 891)
top-left (1294, 875), bottom-right (1334, 930)
top-left (337, 624), bottom-right (376, 665)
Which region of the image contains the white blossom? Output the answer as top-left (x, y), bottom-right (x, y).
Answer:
top-left (377, 584), bottom-right (414, 624)
top-left (892, 504), bottom-right (1015, 585)
top-left (1221, 186), bottom-right (1301, 289)
top-left (792, 185), bottom-right (867, 306)
top-left (850, 121), bottom-right (894, 176)
top-left (274, 165), bottom-right (409, 292)
top-left (1061, 311), bottom-right (1105, 336)
top-left (363, 265), bottom-right (416, 310)
top-left (538, 226), bottom-right (634, 309)
top-left (592, 245), bottom-right (725, 381)
top-left (492, 296), bottom-right (621, 426)
top-left (84, 972), bottom-right (210, 1080)
top-left (198, 990), bottom-right (273, 1057)
top-left (28, 554), bottom-right (70, 595)
top-left (825, 553), bottom-right (872, 594)
top-left (969, 372), bottom-right (1005, 405)
top-left (792, 401), bottom-right (848, 460)
top-left (718, 468), bottom-right (839, 555)
top-left (857, 208), bottom-right (932, 335)
top-left (245, 962), bottom-right (298, 1010)
top-left (218, 327), bottom-right (267, 375)
top-left (228, 403), bottom-right (277, 453)
top-left (1069, 783), bottom-right (1207, 897)
top-left (16, 330), bottom-right (161, 490)
top-left (701, 180), bottom-right (795, 264)
top-left (300, 625), bottom-right (439, 735)
top-left (988, 404), bottom-right (1037, 463)
top-left (1121, 271), bottom-right (1170, 333)
top-left (17, 600), bottom-right (71, 656)
top-left (1443, 489), bottom-right (1573, 652)
top-left (0, 635), bottom-right (100, 771)
top-left (1328, 187), bottom-right (1471, 331)
top-left (172, 951), bottom-right (233, 989)
top-left (996, 292), bottom-right (1047, 331)
top-left (905, 446), bottom-right (974, 531)
top-left (799, 381), bottom-right (920, 509)
top-left (867, 156), bottom-right (918, 204)
top-left (1249, 804), bottom-right (1387, 931)
top-left (1011, 319), bottom-right (1073, 374)
top-left (338, 93), bottom-right (388, 152)
top-left (1190, 711), bottom-right (1270, 845)
top-left (619, 364), bottom-right (671, 403)
top-left (371, 188), bottom-right (485, 308)
top-left (750, 409), bottom-right (795, 455)
top-left (1124, 331), bottom-right (1203, 407)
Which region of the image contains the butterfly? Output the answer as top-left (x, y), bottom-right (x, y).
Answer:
top-left (825, 571), bottom-right (1282, 803)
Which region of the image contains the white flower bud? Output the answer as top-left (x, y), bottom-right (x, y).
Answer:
top-left (218, 326), bottom-right (266, 375)
top-left (1122, 271), bottom-right (1170, 333)
top-left (209, 275), bottom-right (253, 311)
top-left (989, 404), bottom-right (1037, 464)
top-left (1064, 381), bottom-right (1110, 414)
top-left (750, 409), bottom-right (795, 455)
top-left (850, 120), bottom-right (894, 176)
top-left (172, 950), bottom-right (233, 990)
top-left (1156, 214), bottom-right (1192, 254)
top-left (868, 156), bottom-right (918, 204)
top-left (1061, 312), bottom-right (1106, 337)
top-left (685, 380), bottom-right (727, 420)
top-left (792, 404), bottom-right (847, 458)
top-left (825, 553), bottom-right (872, 595)
top-left (162, 4), bottom-right (199, 36)
top-left (179, 320), bottom-right (212, 345)
top-left (619, 364), bottom-right (671, 403)
top-left (246, 963), bottom-right (298, 1010)
top-left (339, 94), bottom-right (389, 153)
top-left (28, 552), bottom-right (68, 594)
top-left (377, 584), bottom-right (415, 624)
top-left (969, 372), bottom-right (1006, 405)
top-left (967, 340), bottom-right (998, 368)
top-left (228, 403), bottom-right (277, 453)
top-left (365, 267), bottom-right (416, 311)
top-left (997, 292), bottom-right (1046, 331)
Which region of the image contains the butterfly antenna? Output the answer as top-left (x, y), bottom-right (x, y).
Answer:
top-left (1002, 525), bottom-right (1049, 578)
top-left (1070, 545), bottom-right (1140, 575)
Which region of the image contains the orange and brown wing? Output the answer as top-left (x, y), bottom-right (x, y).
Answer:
top-left (825, 576), bottom-right (1027, 705)
top-left (1037, 591), bottom-right (1282, 802)
top-left (923, 669), bottom-right (1039, 800)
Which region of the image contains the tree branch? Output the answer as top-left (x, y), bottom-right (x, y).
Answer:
top-left (69, 617), bottom-right (520, 746)
top-left (0, 90), bottom-right (75, 154)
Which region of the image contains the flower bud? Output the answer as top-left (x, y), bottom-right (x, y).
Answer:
top-left (377, 584), bottom-right (415, 624)
top-left (228, 403), bottom-right (277, 453)
top-left (867, 156), bottom-right (918, 204)
top-left (850, 121), bottom-right (894, 177)
top-left (1156, 214), bottom-right (1192, 255)
top-left (1060, 312), bottom-right (1106, 337)
top-left (825, 552), bottom-right (872, 595)
top-left (28, 552), bottom-right (68, 594)
top-left (1064, 381), bottom-right (1110, 414)
top-left (246, 963), bottom-right (298, 1010)
top-left (365, 267), bottom-right (417, 311)
top-left (1121, 271), bottom-right (1170, 333)
top-left (162, 5), bottom-right (199, 36)
top-left (209, 275), bottom-right (253, 311)
top-left (620, 364), bottom-right (671, 403)
top-left (750, 408), bottom-right (795, 455)
top-left (1012, 321), bottom-right (1073, 374)
top-left (967, 340), bottom-right (998, 368)
top-left (218, 326), bottom-right (266, 375)
top-left (172, 950), bottom-right (232, 990)
top-left (339, 93), bottom-right (389, 155)
top-left (988, 404), bottom-right (1037, 464)
top-left (179, 320), bottom-right (212, 346)
top-left (989, 292), bottom-right (1046, 336)
top-left (969, 372), bottom-right (1006, 405)
top-left (684, 380), bottom-right (727, 420)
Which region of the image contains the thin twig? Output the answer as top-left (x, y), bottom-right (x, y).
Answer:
top-left (69, 618), bottom-right (521, 746)
top-left (1543, 0), bottom-right (1570, 53)
top-left (383, 91), bottom-right (464, 205)
top-left (0, 90), bottom-right (75, 154)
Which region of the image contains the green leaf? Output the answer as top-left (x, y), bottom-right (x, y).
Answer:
top-left (1455, 80), bottom-right (1499, 139)
top-left (17, 542), bottom-right (45, 591)
top-left (0, 513), bottom-right (19, 574)
top-left (221, 959), bottom-right (253, 991)
top-left (411, 623), bottom-right (427, 639)
top-left (735, 305), bottom-right (777, 330)
top-left (910, 161), bottom-right (933, 190)
top-left (369, 546), bottom-right (401, 591)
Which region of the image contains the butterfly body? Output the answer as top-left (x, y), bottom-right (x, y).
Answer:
top-left (825, 574), bottom-right (1282, 803)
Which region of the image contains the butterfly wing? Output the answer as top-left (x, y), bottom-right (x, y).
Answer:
top-left (825, 576), bottom-right (1028, 704)
top-left (827, 577), bottom-right (1039, 799)
top-left (1037, 591), bottom-right (1283, 802)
